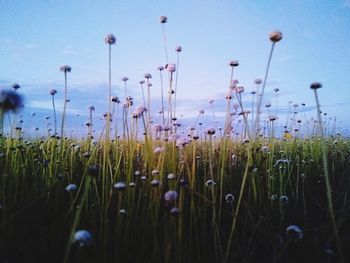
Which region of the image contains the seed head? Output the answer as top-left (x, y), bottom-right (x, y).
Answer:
top-left (175, 46), bottom-right (182, 52)
top-left (229, 60), bottom-right (239, 67)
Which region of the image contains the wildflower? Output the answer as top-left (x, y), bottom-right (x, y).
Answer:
top-left (165, 63), bottom-right (176, 73)
top-left (129, 182), bottom-right (136, 187)
top-left (175, 46), bottom-right (182, 52)
top-left (160, 16), bottom-right (167, 23)
top-left (170, 207), bottom-right (181, 216)
top-left (60, 65), bottom-right (71, 73)
top-left (310, 82), bottom-right (322, 90)
top-left (261, 145), bottom-right (270, 152)
top-left (0, 89), bottom-right (23, 112)
top-left (65, 184), bottom-right (77, 192)
top-left (50, 89), bottom-right (57, 96)
top-left (167, 173), bottom-right (176, 180)
top-left (111, 96), bottom-right (120, 103)
top-left (88, 105), bottom-right (95, 111)
top-left (269, 115), bottom-right (277, 121)
top-left (134, 170), bottom-right (141, 176)
top-left (225, 193), bottom-right (235, 204)
top-left (151, 179), bottom-right (160, 187)
top-left (114, 182), bottom-right (126, 191)
top-left (205, 179), bottom-right (216, 187)
top-left (119, 209), bottom-right (127, 215)
top-left (269, 31), bottom-right (283, 42)
top-left (164, 190), bottom-right (178, 202)
top-left (105, 34), bottom-right (116, 45)
top-left (280, 195), bottom-right (289, 204)
top-left (273, 88), bottom-right (280, 93)
top-left (73, 230), bottom-right (92, 247)
top-left (157, 65), bottom-right (164, 71)
top-left (229, 60), bottom-right (239, 67)
top-left (151, 169), bottom-right (160, 176)
top-left (286, 225), bottom-right (303, 240)
top-left (144, 73), bottom-right (152, 79)
top-left (154, 147), bottom-right (164, 154)
top-left (205, 128), bottom-right (216, 135)
top-left (12, 83), bottom-right (21, 90)
top-left (121, 76), bottom-right (129, 82)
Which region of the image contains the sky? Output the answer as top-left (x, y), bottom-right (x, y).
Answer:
top-left (1, 0), bottom-right (350, 137)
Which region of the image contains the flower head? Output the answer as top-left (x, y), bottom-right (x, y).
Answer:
top-left (286, 225), bottom-right (303, 240)
top-left (121, 76), bottom-right (129, 82)
top-left (165, 63), bottom-right (176, 73)
top-left (144, 73), bottom-right (152, 79)
top-left (50, 89), bottom-right (57, 96)
top-left (65, 183), bottom-right (77, 192)
top-left (60, 65), bottom-right (71, 73)
top-left (12, 83), bottom-right (21, 90)
top-left (0, 89), bottom-right (23, 112)
top-left (269, 31), bottom-right (283, 42)
top-left (175, 46), bottom-right (182, 52)
top-left (164, 190), bottom-right (178, 202)
top-left (73, 230), bottom-right (92, 247)
top-left (160, 16), bottom-right (167, 23)
top-left (310, 82), bottom-right (322, 90)
top-left (105, 34), bottom-right (116, 45)
top-left (229, 60), bottom-right (239, 67)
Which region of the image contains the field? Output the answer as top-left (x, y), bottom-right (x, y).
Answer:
top-left (1, 18), bottom-right (350, 263)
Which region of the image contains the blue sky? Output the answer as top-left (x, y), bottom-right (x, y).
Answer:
top-left (1, 0), bottom-right (350, 136)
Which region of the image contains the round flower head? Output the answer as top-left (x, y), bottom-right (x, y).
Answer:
top-left (170, 207), bottom-right (181, 216)
top-left (175, 46), bottom-right (182, 52)
top-left (165, 63), bottom-right (176, 73)
top-left (60, 65), bottom-right (71, 73)
top-left (114, 182), bottom-right (127, 191)
top-left (12, 83), bottom-right (21, 90)
top-left (139, 80), bottom-right (145, 85)
top-left (111, 96), bottom-right (120, 103)
top-left (160, 16), bottom-right (167, 23)
top-left (167, 173), bottom-right (176, 180)
top-left (0, 89), bottom-right (23, 112)
top-left (144, 73), bottom-right (152, 79)
top-left (225, 193), bottom-right (235, 203)
top-left (105, 34), bottom-right (116, 45)
top-left (88, 105), bottom-right (95, 111)
top-left (73, 230), bottom-right (92, 247)
top-left (205, 179), bottom-right (216, 187)
top-left (157, 65), bottom-right (164, 71)
top-left (286, 225), bottom-right (303, 240)
top-left (121, 76), bottom-right (129, 82)
top-left (164, 190), bottom-right (178, 202)
top-left (150, 179), bottom-right (160, 187)
top-left (229, 60), bottom-right (239, 67)
top-left (65, 183), bottom-right (77, 192)
top-left (50, 89), bottom-right (57, 96)
top-left (269, 31), bottom-right (283, 42)
top-left (310, 82), bottom-right (322, 90)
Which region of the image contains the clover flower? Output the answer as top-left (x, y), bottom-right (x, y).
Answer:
top-left (65, 184), bottom-right (77, 192)
top-left (165, 63), bottom-right (176, 73)
top-left (114, 182), bottom-right (127, 191)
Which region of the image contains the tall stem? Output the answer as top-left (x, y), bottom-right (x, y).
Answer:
top-left (255, 42), bottom-right (275, 138)
top-left (61, 71), bottom-right (67, 139)
top-left (313, 89), bottom-right (344, 262)
top-left (52, 95), bottom-right (57, 135)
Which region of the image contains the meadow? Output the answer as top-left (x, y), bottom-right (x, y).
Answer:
top-left (1, 16), bottom-right (350, 263)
